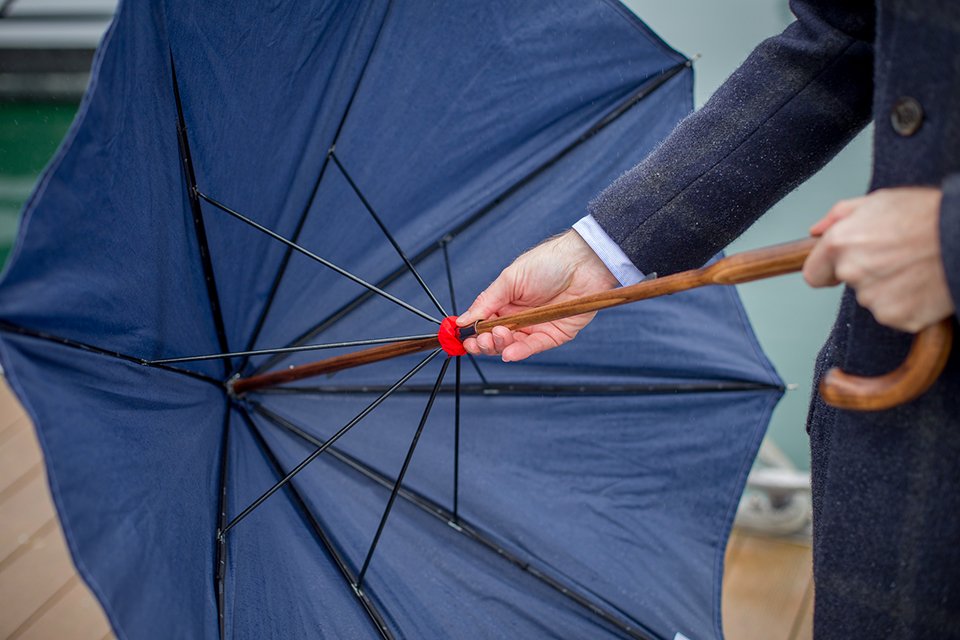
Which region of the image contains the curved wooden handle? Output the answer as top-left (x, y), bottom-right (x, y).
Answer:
top-left (819, 318), bottom-right (954, 411)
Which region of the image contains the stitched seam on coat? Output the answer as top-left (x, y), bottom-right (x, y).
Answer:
top-left (618, 37), bottom-right (862, 244)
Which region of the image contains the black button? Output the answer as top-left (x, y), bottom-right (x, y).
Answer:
top-left (891, 97), bottom-right (923, 136)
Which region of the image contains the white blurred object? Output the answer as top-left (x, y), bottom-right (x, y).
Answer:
top-left (3, 0), bottom-right (117, 16)
top-left (0, 0), bottom-right (117, 99)
top-left (736, 438), bottom-right (812, 537)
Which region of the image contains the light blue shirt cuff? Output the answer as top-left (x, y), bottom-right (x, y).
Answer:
top-left (572, 214), bottom-right (645, 286)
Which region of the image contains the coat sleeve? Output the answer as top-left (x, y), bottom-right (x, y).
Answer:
top-left (588, 0), bottom-right (874, 275)
top-left (940, 174), bottom-right (960, 310)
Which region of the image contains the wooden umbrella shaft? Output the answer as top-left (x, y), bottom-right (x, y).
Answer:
top-left (231, 238), bottom-right (815, 394)
top-left (472, 237), bottom-right (815, 334)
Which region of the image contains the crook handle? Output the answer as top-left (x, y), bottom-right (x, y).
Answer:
top-left (819, 318), bottom-right (954, 411)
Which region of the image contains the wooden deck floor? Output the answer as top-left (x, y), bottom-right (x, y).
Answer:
top-left (0, 378), bottom-right (812, 639)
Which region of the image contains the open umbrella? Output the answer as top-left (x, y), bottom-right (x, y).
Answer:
top-left (0, 1), bottom-right (786, 638)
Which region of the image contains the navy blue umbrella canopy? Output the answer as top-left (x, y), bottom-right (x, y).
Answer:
top-left (0, 1), bottom-right (783, 639)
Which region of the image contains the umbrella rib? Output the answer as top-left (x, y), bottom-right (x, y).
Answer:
top-left (170, 53), bottom-right (233, 377)
top-left (444, 243), bottom-right (464, 520)
top-left (195, 190), bottom-right (441, 326)
top-left (252, 380), bottom-right (784, 396)
top-left (237, 2), bottom-right (395, 372)
top-left (355, 356), bottom-right (449, 589)
top-left (213, 411), bottom-right (231, 640)
top-left (235, 409), bottom-right (394, 640)
top-left (251, 403), bottom-right (656, 640)
top-left (453, 356), bottom-right (462, 521)
top-left (221, 348), bottom-right (442, 536)
top-left (330, 152), bottom-right (448, 318)
top-left (0, 321), bottom-right (222, 388)
top-left (250, 59), bottom-right (691, 376)
top-left (441, 238), bottom-right (489, 385)
top-left (148, 333), bottom-right (436, 365)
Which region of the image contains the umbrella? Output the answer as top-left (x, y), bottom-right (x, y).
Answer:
top-left (0, 1), bottom-right (785, 638)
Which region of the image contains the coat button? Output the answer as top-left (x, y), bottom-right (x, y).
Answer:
top-left (891, 97), bottom-right (923, 136)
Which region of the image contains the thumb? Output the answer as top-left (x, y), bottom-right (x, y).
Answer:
top-left (457, 268), bottom-right (515, 326)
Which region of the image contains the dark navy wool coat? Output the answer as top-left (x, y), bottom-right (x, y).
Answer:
top-left (590, 1), bottom-right (960, 637)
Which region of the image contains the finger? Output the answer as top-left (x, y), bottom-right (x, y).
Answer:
top-left (803, 235), bottom-right (840, 287)
top-left (476, 331), bottom-right (500, 356)
top-left (810, 196), bottom-right (867, 237)
top-left (491, 326), bottom-right (515, 353)
top-left (458, 268), bottom-right (515, 326)
top-left (501, 331), bottom-right (562, 362)
top-left (855, 272), bottom-right (952, 333)
top-left (462, 337), bottom-right (481, 356)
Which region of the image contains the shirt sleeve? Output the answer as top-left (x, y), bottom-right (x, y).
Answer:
top-left (939, 173), bottom-right (960, 310)
top-left (589, 0), bottom-right (875, 276)
top-left (572, 214), bottom-right (645, 286)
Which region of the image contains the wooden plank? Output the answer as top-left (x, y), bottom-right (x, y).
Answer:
top-left (0, 380), bottom-right (26, 432)
top-left (0, 378), bottom-right (114, 640)
top-left (15, 575), bottom-right (113, 640)
top-left (0, 427), bottom-right (43, 496)
top-left (0, 523), bottom-right (76, 638)
top-left (789, 581), bottom-right (814, 640)
top-left (0, 418), bottom-right (27, 449)
top-left (0, 469), bottom-right (55, 562)
top-left (722, 532), bottom-right (812, 640)
top-left (724, 529), bottom-right (745, 568)
top-left (0, 413), bottom-right (28, 443)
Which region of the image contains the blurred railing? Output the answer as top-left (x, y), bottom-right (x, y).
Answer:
top-left (0, 0), bottom-right (117, 101)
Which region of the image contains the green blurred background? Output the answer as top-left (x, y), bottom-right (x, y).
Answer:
top-left (0, 0), bottom-right (874, 471)
top-left (0, 103), bottom-right (77, 266)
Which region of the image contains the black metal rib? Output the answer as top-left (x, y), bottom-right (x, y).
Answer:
top-left (252, 404), bottom-right (654, 640)
top-left (149, 333), bottom-right (436, 365)
top-left (443, 247), bottom-right (464, 519)
top-left (0, 320), bottom-right (222, 388)
top-left (170, 53), bottom-right (233, 378)
top-left (236, 409), bottom-right (393, 639)
top-left (221, 349), bottom-right (442, 535)
top-left (195, 190), bottom-right (441, 326)
top-left (453, 356), bottom-right (461, 521)
top-left (253, 380), bottom-right (784, 396)
top-left (441, 239), bottom-right (458, 316)
top-left (252, 60), bottom-right (691, 376)
top-left (238, 3), bottom-right (395, 373)
top-left (213, 411), bottom-right (231, 640)
top-left (356, 357), bottom-right (449, 588)
top-left (331, 152), bottom-right (447, 318)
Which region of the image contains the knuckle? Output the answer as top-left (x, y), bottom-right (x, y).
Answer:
top-left (903, 319), bottom-right (923, 334)
top-left (822, 233), bottom-right (842, 256)
top-left (872, 305), bottom-right (902, 329)
top-left (835, 262), bottom-right (861, 284)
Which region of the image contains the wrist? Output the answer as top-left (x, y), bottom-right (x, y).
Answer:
top-left (559, 229), bottom-right (619, 289)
